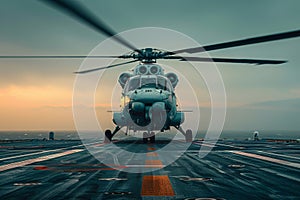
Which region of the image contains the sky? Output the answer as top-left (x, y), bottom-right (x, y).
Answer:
top-left (0, 0), bottom-right (300, 131)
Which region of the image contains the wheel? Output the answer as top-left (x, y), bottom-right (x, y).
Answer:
top-left (104, 129), bottom-right (112, 143)
top-left (185, 129), bottom-right (192, 143)
top-left (143, 132), bottom-right (148, 143)
top-left (150, 132), bottom-right (155, 143)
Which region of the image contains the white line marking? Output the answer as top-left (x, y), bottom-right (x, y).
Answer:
top-left (14, 182), bottom-right (42, 186)
top-left (0, 142), bottom-right (98, 162)
top-left (201, 143), bottom-right (215, 148)
top-left (232, 151), bottom-right (300, 169)
top-left (206, 142), bottom-right (244, 149)
top-left (257, 151), bottom-right (300, 161)
top-left (193, 142), bottom-right (215, 148)
top-left (0, 149), bottom-right (84, 172)
top-left (0, 149), bottom-right (65, 161)
top-left (113, 155), bottom-right (120, 166)
top-left (260, 167), bottom-right (300, 182)
top-left (193, 141), bottom-right (244, 149)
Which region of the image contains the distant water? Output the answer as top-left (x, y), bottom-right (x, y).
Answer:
top-left (207, 130), bottom-right (300, 140)
top-left (0, 131), bottom-right (80, 140)
top-left (0, 130), bottom-right (298, 140)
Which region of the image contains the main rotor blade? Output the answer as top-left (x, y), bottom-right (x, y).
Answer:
top-left (74, 59), bottom-right (139, 74)
top-left (170, 29), bottom-right (300, 54)
top-left (163, 56), bottom-right (287, 65)
top-left (0, 55), bottom-right (122, 59)
top-left (41, 0), bottom-right (141, 54)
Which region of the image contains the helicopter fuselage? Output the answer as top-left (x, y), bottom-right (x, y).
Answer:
top-left (112, 65), bottom-right (184, 132)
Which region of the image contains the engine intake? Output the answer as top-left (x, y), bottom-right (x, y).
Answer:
top-left (118, 73), bottom-right (132, 88)
top-left (165, 72), bottom-right (178, 88)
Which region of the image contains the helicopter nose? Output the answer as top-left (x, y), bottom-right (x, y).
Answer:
top-left (131, 89), bottom-right (167, 104)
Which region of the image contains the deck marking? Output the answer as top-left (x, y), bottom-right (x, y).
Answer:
top-left (147, 147), bottom-right (156, 151)
top-left (144, 160), bottom-right (163, 168)
top-left (232, 151), bottom-right (300, 169)
top-left (141, 175), bottom-right (175, 196)
top-left (193, 142), bottom-right (215, 148)
top-left (206, 142), bottom-right (244, 149)
top-left (194, 141), bottom-right (243, 149)
top-left (0, 149), bottom-right (84, 172)
top-left (257, 151), bottom-right (300, 161)
top-left (0, 149), bottom-right (62, 161)
top-left (146, 152), bottom-right (158, 157)
top-left (0, 142), bottom-right (98, 162)
top-left (259, 167), bottom-right (300, 182)
top-left (14, 182), bottom-right (42, 186)
top-left (124, 165), bottom-right (165, 168)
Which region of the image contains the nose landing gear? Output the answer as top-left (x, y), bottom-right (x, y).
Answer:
top-left (104, 130), bottom-right (112, 143)
top-left (104, 126), bottom-right (192, 143)
top-left (104, 126), bottom-right (122, 143)
top-left (175, 126), bottom-right (193, 143)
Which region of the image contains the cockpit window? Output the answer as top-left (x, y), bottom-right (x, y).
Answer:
top-left (141, 77), bottom-right (156, 88)
top-left (157, 76), bottom-right (172, 91)
top-left (124, 76), bottom-right (173, 92)
top-left (125, 77), bottom-right (140, 92)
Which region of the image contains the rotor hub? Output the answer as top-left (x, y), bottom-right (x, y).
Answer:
top-left (122, 48), bottom-right (167, 63)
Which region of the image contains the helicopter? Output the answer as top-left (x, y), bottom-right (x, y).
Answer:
top-left (103, 48), bottom-right (191, 143)
top-left (1, 0), bottom-right (300, 143)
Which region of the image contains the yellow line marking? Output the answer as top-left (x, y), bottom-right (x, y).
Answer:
top-left (141, 175), bottom-right (175, 196)
top-left (145, 160), bottom-right (163, 166)
top-left (146, 152), bottom-right (158, 157)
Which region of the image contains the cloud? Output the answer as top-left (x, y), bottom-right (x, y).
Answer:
top-left (39, 104), bottom-right (72, 110)
top-left (289, 88), bottom-right (300, 96)
top-left (242, 98), bottom-right (300, 111)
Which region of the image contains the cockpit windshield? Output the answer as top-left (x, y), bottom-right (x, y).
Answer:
top-left (124, 75), bottom-right (172, 93)
top-left (141, 77), bottom-right (156, 88)
top-left (126, 77), bottom-right (140, 91)
top-left (157, 76), bottom-right (171, 91)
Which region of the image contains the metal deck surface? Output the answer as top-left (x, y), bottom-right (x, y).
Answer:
top-left (0, 136), bottom-right (299, 200)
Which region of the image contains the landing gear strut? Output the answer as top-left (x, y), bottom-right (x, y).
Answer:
top-left (143, 132), bottom-right (148, 143)
top-left (175, 126), bottom-right (193, 143)
top-left (104, 130), bottom-right (112, 143)
top-left (104, 126), bottom-right (122, 143)
top-left (150, 132), bottom-right (155, 143)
